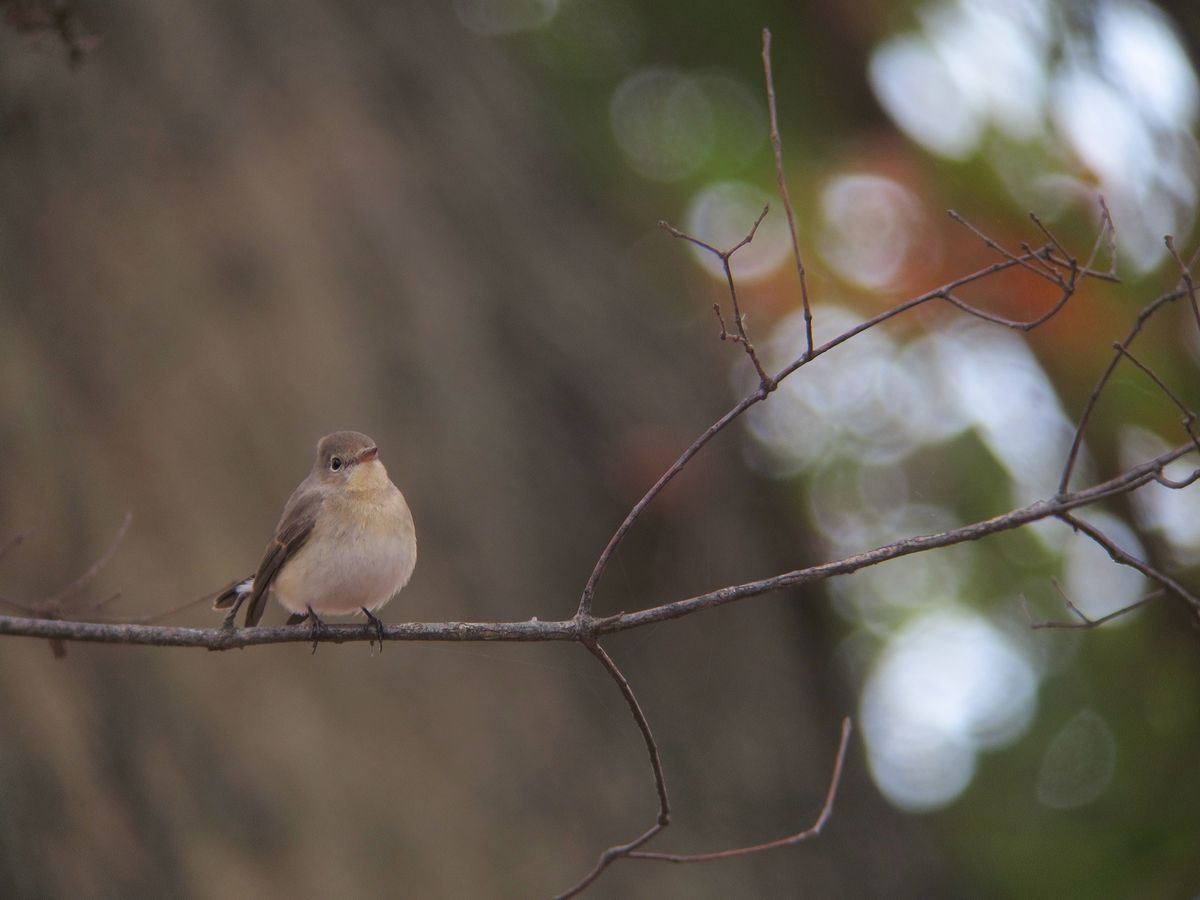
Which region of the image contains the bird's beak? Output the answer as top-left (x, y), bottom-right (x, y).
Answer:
top-left (360, 446), bottom-right (379, 463)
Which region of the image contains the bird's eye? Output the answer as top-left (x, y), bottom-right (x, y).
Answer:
top-left (330, 456), bottom-right (343, 471)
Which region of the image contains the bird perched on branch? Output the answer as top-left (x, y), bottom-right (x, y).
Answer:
top-left (214, 431), bottom-right (417, 648)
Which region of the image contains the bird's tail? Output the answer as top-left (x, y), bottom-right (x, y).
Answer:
top-left (213, 576), bottom-right (254, 610)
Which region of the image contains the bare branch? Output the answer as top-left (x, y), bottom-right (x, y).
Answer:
top-left (1059, 284), bottom-right (1193, 494)
top-left (1083, 196), bottom-right (1117, 277)
top-left (555, 641), bottom-right (670, 898)
top-left (577, 391), bottom-right (762, 618)
top-left (579, 226), bottom-right (1111, 620)
top-left (45, 511), bottom-right (132, 610)
top-left (1058, 512), bottom-right (1200, 614)
top-left (762, 28), bottom-right (813, 357)
top-left (627, 717), bottom-right (852, 863)
top-left (1029, 211), bottom-right (1072, 265)
top-left (947, 210), bottom-right (1062, 285)
top-left (1111, 343), bottom-right (1200, 456)
top-left (1155, 469), bottom-right (1200, 490)
top-left (940, 283), bottom-right (1077, 332)
top-left (1164, 234), bottom-right (1200, 336)
top-left (3, 438), bottom-right (1196, 651)
top-left (0, 513), bottom-right (132, 658)
top-left (659, 206), bottom-right (775, 388)
top-left (1022, 582), bottom-right (1159, 630)
top-left (939, 205), bottom-right (1123, 332)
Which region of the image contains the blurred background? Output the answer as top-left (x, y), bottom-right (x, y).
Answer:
top-left (2, 0), bottom-right (1199, 896)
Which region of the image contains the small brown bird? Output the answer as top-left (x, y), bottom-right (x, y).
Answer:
top-left (215, 431), bottom-right (417, 646)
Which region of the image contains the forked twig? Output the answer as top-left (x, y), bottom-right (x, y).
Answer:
top-left (2, 512), bottom-right (132, 657)
top-left (947, 210), bottom-right (1063, 286)
top-left (942, 203), bottom-right (1117, 332)
top-left (579, 210), bottom-right (1113, 620)
top-left (555, 640), bottom-right (670, 898)
top-left (1058, 512), bottom-right (1200, 614)
top-left (659, 205), bottom-right (775, 388)
top-left (1021, 581), bottom-right (1158, 630)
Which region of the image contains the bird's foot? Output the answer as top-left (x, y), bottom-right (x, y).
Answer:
top-left (362, 607), bottom-right (386, 654)
top-left (305, 606), bottom-right (328, 654)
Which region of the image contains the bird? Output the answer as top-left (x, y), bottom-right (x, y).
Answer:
top-left (214, 431), bottom-right (416, 649)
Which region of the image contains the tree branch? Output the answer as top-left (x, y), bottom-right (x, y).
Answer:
top-left (3, 439), bottom-right (1195, 651)
top-left (1057, 512), bottom-right (1200, 613)
top-left (554, 640), bottom-right (670, 899)
top-left (1060, 279), bottom-right (1194, 493)
top-left (762, 28), bottom-right (813, 358)
top-left (578, 210), bottom-right (1111, 620)
top-left (627, 717), bottom-right (852, 863)
top-left (1021, 581), bottom-right (1158, 630)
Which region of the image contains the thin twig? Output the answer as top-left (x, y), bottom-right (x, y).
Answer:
top-left (940, 282), bottom-right (1077, 332)
top-left (627, 717), bottom-right (852, 863)
top-left (1021, 582), bottom-right (1159, 630)
top-left (659, 206), bottom-right (775, 387)
top-left (555, 640), bottom-right (670, 898)
top-left (1083, 197), bottom-right (1116, 277)
top-left (1029, 211), bottom-right (1072, 265)
top-left (1059, 512), bottom-right (1200, 613)
top-left (1155, 469), bottom-right (1200, 490)
top-left (1164, 234), bottom-right (1200, 336)
top-left (45, 511), bottom-right (132, 609)
top-left (947, 211), bottom-right (1063, 285)
top-left (939, 205), bottom-right (1121, 331)
top-left (762, 28), bottom-right (813, 357)
top-left (577, 391), bottom-right (761, 618)
top-left (578, 236), bottom-right (1101, 619)
top-left (1059, 284), bottom-right (1192, 494)
top-left (1111, 343), bottom-right (1200, 456)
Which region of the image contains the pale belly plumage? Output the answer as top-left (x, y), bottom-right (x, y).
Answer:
top-left (272, 480), bottom-right (416, 617)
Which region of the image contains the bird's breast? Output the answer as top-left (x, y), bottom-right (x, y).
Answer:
top-left (273, 483), bottom-right (416, 616)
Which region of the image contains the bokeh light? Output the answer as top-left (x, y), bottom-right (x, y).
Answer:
top-left (861, 609), bottom-right (1038, 811)
top-left (610, 68), bottom-right (714, 181)
top-left (535, 0), bottom-right (644, 79)
top-left (736, 303), bottom-right (1110, 808)
top-left (869, 0), bottom-right (1200, 272)
top-left (818, 174), bottom-right (926, 291)
top-left (934, 321), bottom-right (1078, 509)
top-left (454, 0), bottom-right (560, 35)
top-left (1036, 708), bottom-right (1118, 809)
top-left (683, 181), bottom-right (791, 283)
top-left (868, 34), bottom-right (983, 160)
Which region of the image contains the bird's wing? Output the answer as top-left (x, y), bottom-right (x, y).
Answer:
top-left (243, 489), bottom-right (324, 627)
